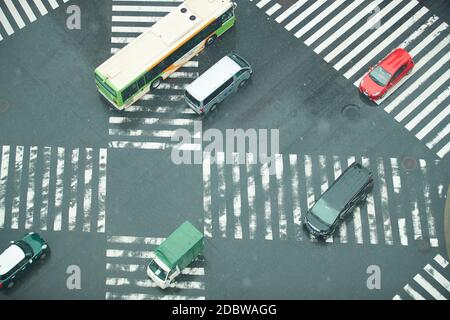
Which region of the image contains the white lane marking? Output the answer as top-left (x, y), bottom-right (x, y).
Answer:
top-left (276, 154), bottom-right (287, 240)
top-left (106, 277), bottom-right (205, 290)
top-left (10, 146), bottom-right (24, 229)
top-left (419, 160), bottom-right (438, 247)
top-left (112, 6), bottom-right (174, 13)
top-left (408, 87), bottom-right (450, 133)
top-left (97, 149), bottom-right (107, 233)
top-left (404, 284), bottom-right (425, 300)
top-left (391, 158), bottom-right (408, 246)
top-left (109, 117), bottom-right (194, 126)
top-left (410, 200), bottom-right (423, 240)
top-left (217, 152), bottom-right (227, 238)
top-left (305, 0), bottom-right (364, 47)
top-left (304, 155), bottom-right (316, 242)
top-left (83, 149), bottom-right (93, 232)
top-left (106, 249), bottom-right (153, 259)
top-left (256, 0), bottom-right (272, 9)
top-left (399, 15), bottom-right (439, 49)
top-left (395, 70), bottom-right (450, 122)
top-left (323, 0), bottom-right (401, 61)
top-left (18, 0), bottom-right (37, 23)
top-left (424, 264), bottom-right (450, 293)
top-left (106, 263), bottom-right (205, 275)
top-left (107, 236), bottom-right (164, 245)
top-left (289, 154), bottom-right (302, 241)
top-left (344, 7), bottom-right (428, 79)
top-left (47, 0), bottom-right (59, 10)
top-left (393, 295), bottom-right (403, 300)
top-left (362, 157), bottom-right (378, 245)
top-left (314, 0), bottom-right (383, 54)
top-left (109, 141), bottom-right (201, 151)
top-left (294, 0), bottom-right (345, 39)
top-left (377, 158), bottom-right (393, 245)
top-left (32, 0), bottom-right (48, 16)
top-left (275, 0), bottom-right (307, 24)
top-left (348, 156), bottom-right (363, 244)
top-left (333, 156), bottom-right (347, 243)
top-left (426, 123), bottom-right (449, 149)
top-left (232, 153), bottom-right (243, 240)
top-left (413, 274), bottom-right (446, 300)
top-left (335, 1), bottom-right (418, 71)
top-left (434, 254), bottom-right (449, 268)
top-left (437, 141), bottom-right (450, 159)
top-left (109, 129), bottom-right (181, 138)
top-left (266, 3), bottom-right (281, 17)
top-left (106, 293), bottom-right (205, 301)
top-left (40, 147), bottom-right (51, 231)
top-left (112, 26), bottom-right (150, 34)
top-left (112, 16), bottom-right (161, 23)
top-left (68, 149), bottom-right (79, 231)
top-left (410, 23), bottom-right (448, 57)
top-left (203, 152), bottom-right (212, 238)
top-left (261, 161), bottom-right (273, 240)
top-left (5, 0), bottom-right (26, 29)
top-left (0, 7), bottom-right (14, 35)
top-left (246, 153), bottom-right (257, 240)
top-left (25, 146), bottom-right (38, 230)
top-left (285, 0), bottom-right (327, 32)
top-left (53, 148), bottom-right (65, 231)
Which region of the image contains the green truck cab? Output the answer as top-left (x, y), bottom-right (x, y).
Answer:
top-left (147, 221), bottom-right (204, 289)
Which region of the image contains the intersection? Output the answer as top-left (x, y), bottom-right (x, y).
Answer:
top-left (0, 0), bottom-right (449, 300)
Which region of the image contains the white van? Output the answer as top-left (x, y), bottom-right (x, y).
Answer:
top-left (184, 53), bottom-right (252, 114)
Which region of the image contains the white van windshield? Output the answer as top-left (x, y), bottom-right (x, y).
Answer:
top-left (185, 91), bottom-right (200, 107)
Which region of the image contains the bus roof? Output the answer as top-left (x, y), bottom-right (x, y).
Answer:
top-left (186, 55), bottom-right (241, 101)
top-left (96, 0), bottom-right (233, 91)
top-left (156, 221), bottom-right (203, 270)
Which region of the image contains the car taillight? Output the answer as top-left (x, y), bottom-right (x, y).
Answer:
top-left (200, 108), bottom-right (204, 113)
top-left (0, 282), bottom-right (3, 289)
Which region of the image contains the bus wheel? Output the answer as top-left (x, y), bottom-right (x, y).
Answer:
top-left (206, 35), bottom-right (216, 47)
top-left (151, 77), bottom-right (162, 90)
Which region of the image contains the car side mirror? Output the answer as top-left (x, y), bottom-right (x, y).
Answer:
top-left (10, 241), bottom-right (14, 244)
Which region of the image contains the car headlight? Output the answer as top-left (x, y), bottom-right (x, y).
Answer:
top-left (373, 91), bottom-right (381, 96)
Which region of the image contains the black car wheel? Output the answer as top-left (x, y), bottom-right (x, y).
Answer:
top-left (7, 281), bottom-right (14, 289)
top-left (206, 35), bottom-right (216, 47)
top-left (151, 77), bottom-right (162, 90)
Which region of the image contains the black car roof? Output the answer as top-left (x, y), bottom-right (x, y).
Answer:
top-left (321, 162), bottom-right (372, 211)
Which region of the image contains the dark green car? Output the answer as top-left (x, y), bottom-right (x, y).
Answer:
top-left (0, 232), bottom-right (49, 289)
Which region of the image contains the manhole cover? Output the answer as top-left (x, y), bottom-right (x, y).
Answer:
top-left (0, 100), bottom-right (10, 113)
top-left (341, 104), bottom-right (361, 121)
top-left (401, 157), bottom-right (417, 171)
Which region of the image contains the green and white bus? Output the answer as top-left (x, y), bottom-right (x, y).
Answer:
top-left (95, 0), bottom-right (237, 110)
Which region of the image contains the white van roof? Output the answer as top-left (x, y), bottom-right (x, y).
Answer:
top-left (186, 56), bottom-right (241, 101)
top-left (0, 245), bottom-right (25, 276)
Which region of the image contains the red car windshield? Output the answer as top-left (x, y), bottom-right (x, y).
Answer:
top-left (369, 66), bottom-right (391, 87)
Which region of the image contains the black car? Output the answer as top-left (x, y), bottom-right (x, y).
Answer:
top-left (303, 162), bottom-right (374, 239)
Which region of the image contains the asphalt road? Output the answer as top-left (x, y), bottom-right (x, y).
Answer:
top-left (0, 0), bottom-right (449, 300)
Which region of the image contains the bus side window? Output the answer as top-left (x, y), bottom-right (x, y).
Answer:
top-left (122, 82), bottom-right (139, 101)
top-left (137, 77), bottom-right (146, 89)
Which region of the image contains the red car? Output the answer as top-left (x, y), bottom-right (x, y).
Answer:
top-left (359, 48), bottom-right (414, 101)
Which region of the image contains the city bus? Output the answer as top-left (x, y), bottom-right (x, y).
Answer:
top-left (95, 0), bottom-right (237, 110)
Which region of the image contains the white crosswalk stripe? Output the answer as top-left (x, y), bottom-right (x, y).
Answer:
top-left (252, 0), bottom-right (450, 159)
top-left (0, 145), bottom-right (107, 233)
top-left (203, 152), bottom-right (442, 247)
top-left (394, 254), bottom-right (450, 300)
top-left (108, 1), bottom-right (200, 151)
top-left (105, 235), bottom-right (206, 300)
top-left (0, 0), bottom-right (69, 42)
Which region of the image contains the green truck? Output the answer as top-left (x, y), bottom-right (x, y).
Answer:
top-left (146, 221), bottom-right (204, 289)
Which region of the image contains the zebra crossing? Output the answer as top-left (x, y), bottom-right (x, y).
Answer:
top-left (0, 145), bottom-right (107, 233)
top-left (108, 0), bottom-right (201, 152)
top-left (203, 152), bottom-right (445, 247)
top-left (252, 0), bottom-right (450, 159)
top-left (105, 235), bottom-right (206, 300)
top-left (394, 254), bottom-right (450, 300)
top-left (0, 0), bottom-right (69, 42)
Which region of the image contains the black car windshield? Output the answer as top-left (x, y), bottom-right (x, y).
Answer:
top-left (230, 54), bottom-right (249, 68)
top-left (311, 200), bottom-right (340, 226)
top-left (369, 66), bottom-right (391, 87)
